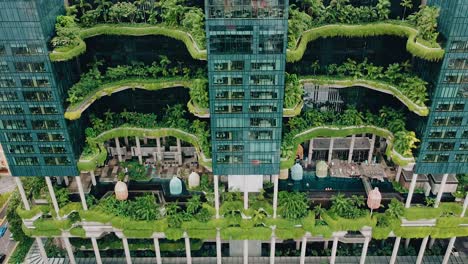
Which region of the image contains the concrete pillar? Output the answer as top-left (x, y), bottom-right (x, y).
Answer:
top-left (244, 189), bottom-right (248, 210)
top-left (122, 237), bottom-right (132, 264)
top-left (428, 237), bottom-right (435, 249)
top-left (214, 175), bottom-right (220, 219)
top-left (330, 236), bottom-right (339, 264)
top-left (115, 137), bottom-right (123, 162)
top-left (243, 240), bottom-right (248, 264)
top-left (416, 236), bottom-right (429, 264)
top-left (443, 194), bottom-right (468, 264)
top-left (308, 139), bottom-right (313, 166)
top-left (360, 236), bottom-right (371, 264)
top-left (156, 137), bottom-right (162, 162)
top-left (270, 231), bottom-right (276, 264)
top-left (216, 229), bottom-right (222, 264)
top-left (405, 173), bottom-right (418, 208)
top-left (177, 138), bottom-right (183, 165)
top-left (75, 175), bottom-right (88, 211)
top-left (389, 236), bottom-right (401, 264)
top-left (272, 174), bottom-right (279, 218)
top-left (328, 138), bottom-right (334, 163)
top-left (185, 233), bottom-right (192, 264)
top-left (124, 136), bottom-right (129, 146)
top-left (395, 166), bottom-right (402, 182)
top-left (324, 241), bottom-right (329, 250)
top-left (143, 137), bottom-right (148, 144)
top-left (91, 238), bottom-right (102, 264)
top-left (368, 134), bottom-right (376, 163)
top-left (153, 238), bottom-right (162, 264)
top-left (89, 171), bottom-right (97, 186)
top-left (300, 235), bottom-right (307, 264)
top-left (14, 177), bottom-right (30, 210)
top-left (36, 237), bottom-right (49, 264)
top-left (348, 135), bottom-right (355, 163)
top-left (63, 176), bottom-right (70, 186)
top-left (162, 137), bottom-right (166, 145)
top-left (45, 176), bottom-right (60, 217)
top-left (135, 136), bottom-right (143, 164)
top-left (405, 238), bottom-right (411, 249)
top-left (63, 237), bottom-right (76, 264)
top-left (435, 174), bottom-right (449, 208)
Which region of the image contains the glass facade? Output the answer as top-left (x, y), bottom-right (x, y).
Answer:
top-left (205, 0), bottom-right (288, 175)
top-left (0, 0), bottom-right (78, 176)
top-left (416, 0), bottom-right (468, 174)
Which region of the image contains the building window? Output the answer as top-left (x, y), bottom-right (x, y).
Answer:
top-left (250, 118), bottom-right (276, 127)
top-left (251, 61), bottom-right (278, 71)
top-left (29, 106), bottom-right (58, 115)
top-left (0, 77), bottom-right (15, 88)
top-left (213, 60), bottom-right (244, 71)
top-left (215, 131), bottom-right (231, 140)
top-left (39, 145), bottom-right (67, 154)
top-left (450, 41), bottom-right (468, 52)
top-left (0, 92), bottom-right (18, 101)
top-left (216, 155), bottom-right (243, 164)
top-left (259, 34), bottom-right (284, 54)
top-left (20, 77), bottom-right (50, 87)
top-left (251, 91), bottom-right (277, 99)
top-left (0, 45), bottom-right (5, 55)
top-left (250, 75), bottom-right (276, 85)
top-left (457, 86), bottom-right (468, 98)
top-left (448, 58), bottom-right (468, 70)
top-left (436, 102), bottom-right (465, 111)
top-left (460, 142), bottom-right (468, 150)
top-left (32, 120), bottom-right (60, 129)
top-left (249, 131), bottom-right (273, 140)
top-left (0, 61), bottom-right (8, 72)
top-left (44, 156), bottom-right (71, 165)
top-left (215, 104), bottom-right (242, 113)
top-left (455, 154), bottom-right (467, 162)
top-left (4, 132), bottom-right (32, 142)
top-left (8, 145), bottom-right (34, 154)
top-left (14, 62), bottom-right (46, 72)
top-left (250, 104), bottom-right (277, 113)
top-left (11, 43), bottom-right (44, 55)
top-left (37, 133), bottom-right (65, 141)
top-left (23, 91), bottom-right (53, 101)
top-left (14, 157), bottom-right (39, 166)
top-left (210, 35), bottom-right (253, 54)
top-left (0, 120), bottom-right (27, 129)
top-left (215, 91), bottom-right (244, 99)
top-left (0, 105), bottom-right (24, 115)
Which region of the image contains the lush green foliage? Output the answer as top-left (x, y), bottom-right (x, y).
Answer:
top-left (121, 161), bottom-right (150, 181)
top-left (278, 191), bottom-right (309, 219)
top-left (329, 193), bottom-right (366, 219)
top-left (0, 191), bottom-right (11, 209)
top-left (96, 194), bottom-right (161, 221)
top-left (8, 238), bottom-right (33, 264)
top-left (6, 192), bottom-right (30, 242)
top-left (284, 73), bottom-right (303, 109)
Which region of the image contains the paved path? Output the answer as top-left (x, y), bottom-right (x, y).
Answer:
top-left (0, 176), bottom-right (15, 194)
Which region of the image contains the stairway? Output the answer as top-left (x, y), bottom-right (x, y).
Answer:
top-left (25, 239), bottom-right (67, 264)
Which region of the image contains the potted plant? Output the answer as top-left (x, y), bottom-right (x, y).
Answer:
top-left (115, 171), bottom-right (128, 201)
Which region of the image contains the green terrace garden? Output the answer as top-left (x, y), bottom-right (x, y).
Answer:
top-left (49, 0), bottom-right (206, 61)
top-left (297, 59), bottom-right (429, 116)
top-left (78, 107), bottom-right (211, 171)
top-left (49, 0), bottom-right (444, 63)
top-left (280, 106), bottom-right (419, 168)
top-left (15, 187), bottom-right (468, 241)
top-left (287, 0), bottom-right (444, 62)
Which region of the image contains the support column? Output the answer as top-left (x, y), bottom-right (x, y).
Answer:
top-left (328, 138), bottom-right (335, 163)
top-left (405, 238), bottom-right (411, 249)
top-left (63, 236), bottom-right (76, 264)
top-left (308, 139), bottom-right (313, 166)
top-left (36, 237), bottom-right (49, 264)
top-left (270, 229), bottom-right (276, 264)
top-left (185, 233), bottom-right (192, 264)
top-left (405, 173), bottom-right (418, 208)
top-left (89, 171), bottom-right (97, 186)
top-left (122, 237), bottom-right (132, 264)
top-left (115, 137), bottom-right (123, 162)
top-left (428, 237), bottom-right (435, 249)
top-left (395, 166), bottom-right (402, 182)
top-left (389, 236), bottom-right (401, 264)
top-left (244, 189), bottom-right (248, 210)
top-left (435, 173), bottom-right (449, 208)
top-left (75, 175), bottom-right (88, 211)
top-left (135, 136), bottom-right (143, 164)
top-left (91, 238), bottom-right (102, 264)
top-left (368, 134), bottom-right (376, 163)
top-left (324, 241), bottom-right (329, 250)
top-left (156, 137), bottom-right (162, 162)
top-left (214, 175), bottom-right (220, 219)
top-left (300, 235), bottom-right (307, 264)
top-left (14, 177), bottom-right (30, 210)
top-left (153, 238), bottom-right (162, 264)
top-left (124, 136), bottom-right (129, 146)
top-left (272, 174), bottom-right (279, 218)
top-left (63, 176), bottom-right (70, 186)
top-left (442, 193), bottom-right (468, 264)
top-left (243, 240), bottom-right (248, 264)
top-left (143, 137), bottom-right (148, 144)
top-left (177, 138), bottom-right (183, 165)
top-left (360, 236), bottom-right (371, 264)
top-left (416, 236), bottom-right (429, 264)
top-left (216, 229), bottom-right (222, 264)
top-left (330, 236), bottom-right (339, 264)
top-left (348, 135), bottom-right (355, 163)
top-left (45, 176), bottom-right (60, 217)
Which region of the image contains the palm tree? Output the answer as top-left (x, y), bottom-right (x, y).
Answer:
top-left (94, 0), bottom-right (112, 22)
top-left (400, 0), bottom-right (413, 21)
top-left (311, 60), bottom-right (320, 75)
top-left (313, 204), bottom-right (326, 220)
top-left (135, 0), bottom-right (149, 22)
top-left (74, 0), bottom-right (92, 15)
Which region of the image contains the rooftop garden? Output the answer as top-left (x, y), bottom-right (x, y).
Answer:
top-left (16, 185), bottom-right (468, 241)
top-left (287, 0), bottom-right (444, 62)
top-left (280, 105), bottom-right (419, 168)
top-left (78, 105), bottom-right (211, 171)
top-left (64, 58), bottom-right (208, 120)
top-left (298, 59), bottom-right (429, 116)
top-left (50, 0), bottom-right (206, 61)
